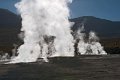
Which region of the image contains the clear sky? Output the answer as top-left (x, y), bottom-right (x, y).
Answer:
top-left (0, 0), bottom-right (120, 21)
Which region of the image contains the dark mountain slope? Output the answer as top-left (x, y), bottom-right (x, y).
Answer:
top-left (70, 16), bottom-right (120, 38)
top-left (0, 8), bottom-right (21, 51)
top-left (0, 9), bottom-right (120, 52)
top-left (0, 8), bottom-right (21, 28)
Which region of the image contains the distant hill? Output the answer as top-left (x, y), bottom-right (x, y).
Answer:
top-left (0, 8), bottom-right (21, 28)
top-left (0, 8), bottom-right (21, 51)
top-left (0, 8), bottom-right (120, 52)
top-left (70, 16), bottom-right (120, 38)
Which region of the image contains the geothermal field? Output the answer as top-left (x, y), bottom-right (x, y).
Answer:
top-left (0, 0), bottom-right (120, 80)
top-left (8, 0), bottom-right (106, 63)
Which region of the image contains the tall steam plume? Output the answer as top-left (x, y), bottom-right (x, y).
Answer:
top-left (10, 0), bottom-right (74, 63)
top-left (9, 0), bottom-right (107, 63)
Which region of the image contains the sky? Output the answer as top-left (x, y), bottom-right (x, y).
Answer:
top-left (0, 0), bottom-right (120, 21)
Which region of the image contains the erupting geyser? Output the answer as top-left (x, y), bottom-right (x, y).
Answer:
top-left (9, 0), bottom-right (107, 63)
top-left (10, 0), bottom-right (74, 63)
top-left (73, 24), bottom-right (107, 55)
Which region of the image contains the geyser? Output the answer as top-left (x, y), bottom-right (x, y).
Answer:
top-left (10, 0), bottom-right (74, 63)
top-left (73, 24), bottom-right (107, 56)
top-left (9, 0), bottom-right (107, 63)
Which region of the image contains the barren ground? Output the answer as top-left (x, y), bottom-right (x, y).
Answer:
top-left (0, 55), bottom-right (120, 80)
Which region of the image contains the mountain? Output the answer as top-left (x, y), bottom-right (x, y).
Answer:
top-left (0, 8), bottom-right (21, 28)
top-left (0, 8), bottom-right (21, 52)
top-left (0, 8), bottom-right (120, 52)
top-left (70, 16), bottom-right (120, 38)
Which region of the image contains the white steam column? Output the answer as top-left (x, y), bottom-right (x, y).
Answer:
top-left (10, 0), bottom-right (74, 63)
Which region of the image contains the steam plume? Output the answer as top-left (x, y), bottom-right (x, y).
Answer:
top-left (9, 0), bottom-right (107, 63)
top-left (10, 0), bottom-right (74, 63)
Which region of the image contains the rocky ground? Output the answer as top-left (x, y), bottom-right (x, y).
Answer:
top-left (0, 55), bottom-right (120, 80)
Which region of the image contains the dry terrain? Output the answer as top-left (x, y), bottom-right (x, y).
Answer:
top-left (0, 55), bottom-right (120, 80)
